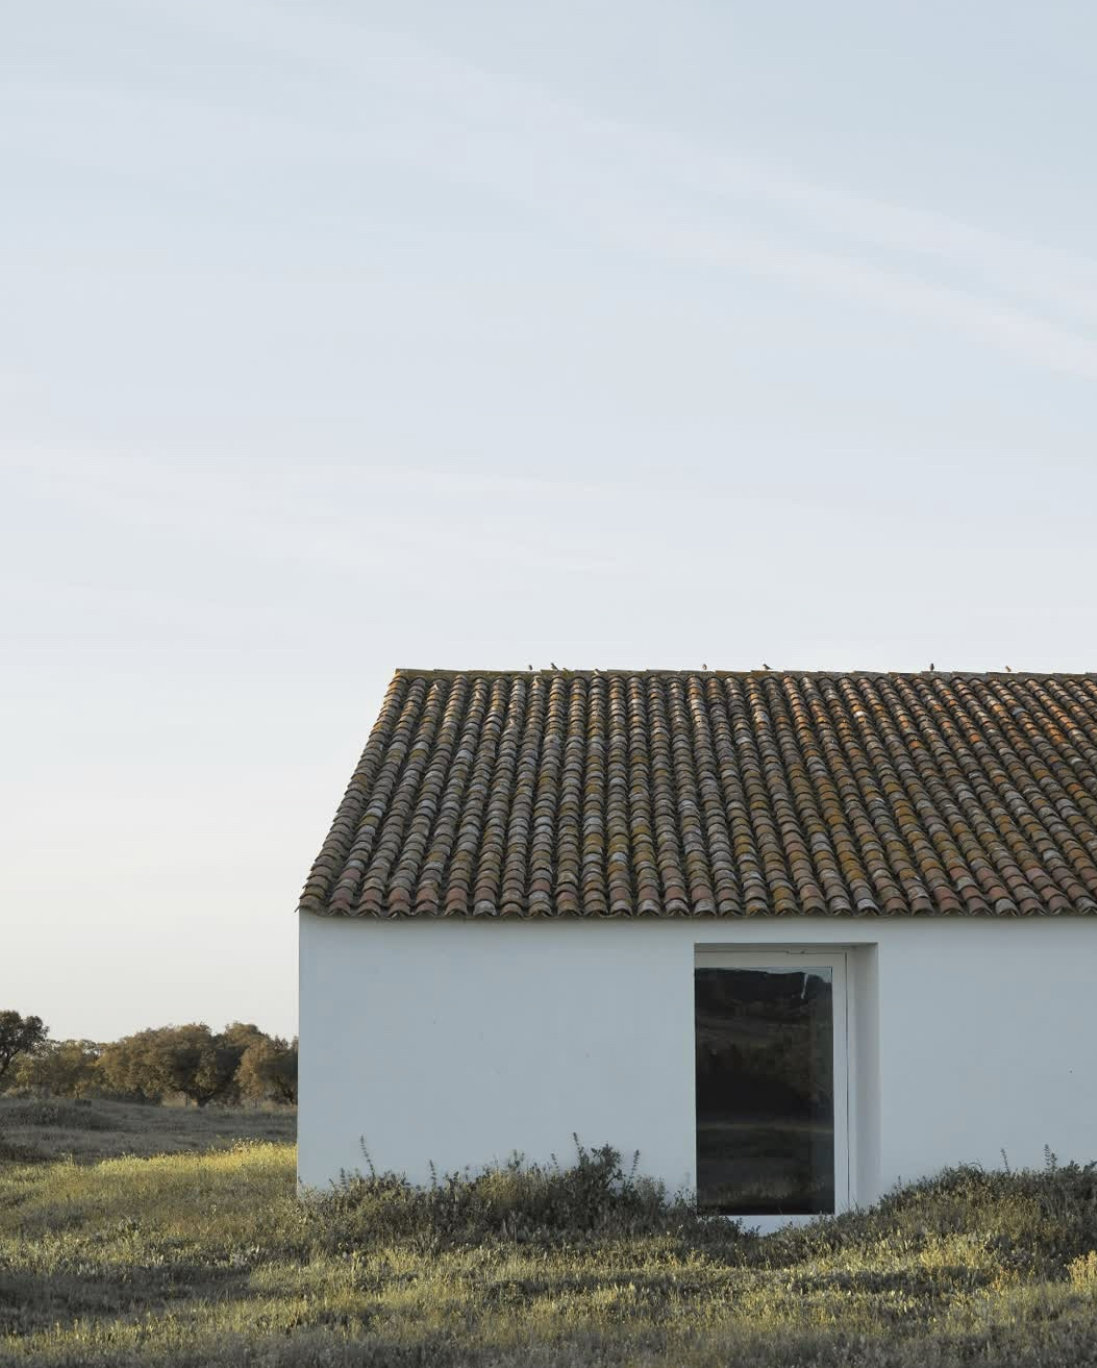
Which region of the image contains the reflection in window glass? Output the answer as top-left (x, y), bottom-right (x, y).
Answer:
top-left (695, 966), bottom-right (835, 1215)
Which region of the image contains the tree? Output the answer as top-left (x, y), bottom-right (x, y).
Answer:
top-left (142, 1025), bottom-right (237, 1107)
top-left (178, 1027), bottom-right (242, 1107)
top-left (215, 1023), bottom-right (271, 1103)
top-left (0, 1011), bottom-right (48, 1085)
top-left (56, 1020), bottom-right (295, 1108)
top-left (96, 1030), bottom-right (162, 1100)
top-left (10, 1039), bottom-right (100, 1097)
top-left (236, 1036), bottom-right (298, 1105)
top-left (220, 1022), bottom-right (269, 1053)
top-left (97, 1023), bottom-right (259, 1107)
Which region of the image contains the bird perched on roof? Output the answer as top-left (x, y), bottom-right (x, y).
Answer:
top-left (528, 664), bottom-right (533, 671)
top-left (929, 662), bottom-right (935, 671)
top-left (702, 663), bottom-right (708, 670)
top-left (1005, 665), bottom-right (1013, 672)
top-left (551, 661), bottom-right (558, 669)
top-left (762, 662), bottom-right (771, 670)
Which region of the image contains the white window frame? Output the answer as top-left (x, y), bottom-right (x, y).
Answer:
top-left (694, 946), bottom-right (852, 1230)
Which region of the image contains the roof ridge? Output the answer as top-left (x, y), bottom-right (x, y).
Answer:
top-left (392, 667), bottom-right (1097, 681)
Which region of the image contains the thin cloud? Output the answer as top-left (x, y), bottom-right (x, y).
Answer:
top-left (4, 450), bottom-right (620, 577)
top-left (22, 0), bottom-right (1097, 377)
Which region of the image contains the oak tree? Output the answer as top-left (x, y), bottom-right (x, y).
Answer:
top-left (0, 1011), bottom-right (48, 1084)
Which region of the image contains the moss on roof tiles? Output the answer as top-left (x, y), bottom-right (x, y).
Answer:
top-left (298, 670), bottom-right (1097, 919)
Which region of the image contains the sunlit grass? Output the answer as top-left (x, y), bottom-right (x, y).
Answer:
top-left (4, 1109), bottom-right (1097, 1365)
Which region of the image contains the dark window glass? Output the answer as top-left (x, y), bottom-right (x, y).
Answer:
top-left (695, 965), bottom-right (835, 1215)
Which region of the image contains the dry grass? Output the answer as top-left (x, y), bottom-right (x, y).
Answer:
top-left (4, 1105), bottom-right (1097, 1366)
top-left (0, 1096), bottom-right (295, 1164)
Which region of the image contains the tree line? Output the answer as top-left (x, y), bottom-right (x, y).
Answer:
top-left (0, 1010), bottom-right (296, 1106)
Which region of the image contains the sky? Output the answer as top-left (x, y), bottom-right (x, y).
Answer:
top-left (3, 1), bottom-right (1097, 1041)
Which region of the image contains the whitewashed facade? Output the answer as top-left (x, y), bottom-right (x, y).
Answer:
top-left (299, 912), bottom-right (1097, 1217)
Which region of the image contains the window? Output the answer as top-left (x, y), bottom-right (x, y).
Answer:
top-left (694, 949), bottom-right (849, 1217)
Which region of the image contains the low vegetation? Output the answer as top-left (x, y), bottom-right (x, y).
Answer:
top-left (5, 1103), bottom-right (1097, 1365)
top-left (0, 1097), bottom-right (295, 1165)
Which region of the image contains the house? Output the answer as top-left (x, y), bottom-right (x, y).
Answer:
top-left (297, 668), bottom-right (1097, 1224)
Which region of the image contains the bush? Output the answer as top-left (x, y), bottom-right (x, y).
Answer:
top-left (729, 1158), bottom-right (1097, 1282)
top-left (306, 1145), bottom-right (1097, 1281)
top-left (312, 1137), bottom-right (689, 1253)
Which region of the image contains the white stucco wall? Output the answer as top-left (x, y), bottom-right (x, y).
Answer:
top-left (298, 914), bottom-right (1097, 1208)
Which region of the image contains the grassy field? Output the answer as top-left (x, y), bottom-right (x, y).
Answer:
top-left (5, 1102), bottom-right (1097, 1365)
top-left (0, 1097), bottom-right (296, 1164)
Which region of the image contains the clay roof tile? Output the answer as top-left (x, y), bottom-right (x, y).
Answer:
top-left (296, 670), bottom-right (1097, 919)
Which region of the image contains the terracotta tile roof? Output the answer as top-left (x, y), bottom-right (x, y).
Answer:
top-left (298, 670), bottom-right (1097, 919)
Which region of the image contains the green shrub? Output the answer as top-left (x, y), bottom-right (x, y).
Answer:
top-left (313, 1137), bottom-right (695, 1253)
